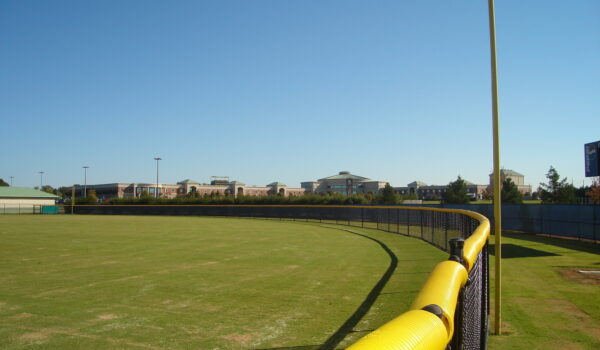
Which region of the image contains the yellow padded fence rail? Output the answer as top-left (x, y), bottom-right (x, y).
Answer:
top-left (347, 208), bottom-right (490, 350)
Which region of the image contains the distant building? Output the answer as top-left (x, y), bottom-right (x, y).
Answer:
top-left (394, 169), bottom-right (532, 200)
top-left (394, 180), bottom-right (487, 200)
top-left (0, 187), bottom-right (59, 211)
top-left (489, 169), bottom-right (532, 196)
top-left (301, 171), bottom-right (387, 195)
top-left (75, 179), bottom-right (305, 201)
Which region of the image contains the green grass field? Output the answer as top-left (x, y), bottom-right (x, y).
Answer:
top-left (2, 215), bottom-right (598, 349)
top-left (488, 233), bottom-right (600, 350)
top-left (0, 215), bottom-right (445, 349)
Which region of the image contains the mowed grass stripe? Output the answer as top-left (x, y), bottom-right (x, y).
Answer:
top-left (0, 215), bottom-right (444, 349)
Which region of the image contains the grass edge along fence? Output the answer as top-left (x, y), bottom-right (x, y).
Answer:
top-left (67, 204), bottom-right (491, 350)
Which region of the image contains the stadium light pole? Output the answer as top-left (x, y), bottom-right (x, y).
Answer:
top-left (154, 157), bottom-right (161, 198)
top-left (83, 166), bottom-right (89, 198)
top-left (488, 0), bottom-right (502, 335)
top-left (39, 171), bottom-right (44, 189)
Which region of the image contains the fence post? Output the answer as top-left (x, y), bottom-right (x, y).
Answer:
top-left (420, 210), bottom-right (423, 239)
top-left (348, 207), bottom-right (351, 227)
top-left (407, 210), bottom-right (410, 236)
top-left (361, 207), bottom-right (364, 228)
top-left (387, 209), bottom-right (391, 232)
top-left (594, 205), bottom-right (598, 243)
top-left (445, 213), bottom-right (449, 251)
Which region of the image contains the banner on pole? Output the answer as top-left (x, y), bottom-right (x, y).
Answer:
top-left (584, 140), bottom-right (600, 177)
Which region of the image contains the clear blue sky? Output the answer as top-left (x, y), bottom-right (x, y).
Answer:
top-left (1, 0), bottom-right (598, 189)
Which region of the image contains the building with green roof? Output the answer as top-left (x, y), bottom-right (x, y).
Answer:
top-left (301, 171), bottom-right (388, 195)
top-left (0, 187), bottom-right (59, 213)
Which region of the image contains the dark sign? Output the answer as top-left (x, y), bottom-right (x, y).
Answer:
top-left (584, 140), bottom-right (600, 177)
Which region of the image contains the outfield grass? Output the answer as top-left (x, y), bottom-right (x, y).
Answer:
top-left (0, 215), bottom-right (444, 350)
top-left (488, 232), bottom-right (600, 349)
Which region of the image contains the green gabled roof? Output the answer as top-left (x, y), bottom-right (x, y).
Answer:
top-left (267, 182), bottom-right (286, 187)
top-left (0, 187), bottom-right (59, 198)
top-left (319, 171), bottom-right (369, 182)
top-left (500, 169), bottom-right (524, 177)
top-left (408, 181), bottom-right (427, 187)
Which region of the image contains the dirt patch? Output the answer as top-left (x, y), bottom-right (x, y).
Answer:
top-left (559, 267), bottom-right (600, 285)
top-left (10, 312), bottom-right (33, 320)
top-left (222, 333), bottom-right (253, 345)
top-left (223, 333), bottom-right (252, 345)
top-left (20, 330), bottom-right (51, 341)
top-left (98, 313), bottom-right (118, 320)
top-left (181, 326), bottom-right (202, 335)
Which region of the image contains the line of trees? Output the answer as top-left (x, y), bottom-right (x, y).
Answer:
top-left (440, 165), bottom-right (599, 205)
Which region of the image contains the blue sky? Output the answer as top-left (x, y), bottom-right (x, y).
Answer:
top-left (1, 0), bottom-right (598, 189)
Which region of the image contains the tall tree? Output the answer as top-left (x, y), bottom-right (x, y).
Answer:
top-left (538, 166), bottom-right (576, 204)
top-left (41, 185), bottom-right (58, 195)
top-left (376, 183), bottom-right (400, 204)
top-left (58, 186), bottom-right (73, 198)
top-left (0, 178), bottom-right (9, 186)
top-left (442, 176), bottom-right (470, 204)
top-left (501, 178), bottom-right (523, 203)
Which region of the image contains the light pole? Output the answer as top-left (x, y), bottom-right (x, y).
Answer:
top-left (83, 166), bottom-right (90, 198)
top-left (39, 171), bottom-right (44, 189)
top-left (154, 157), bottom-right (161, 198)
top-left (10, 176), bottom-right (14, 186)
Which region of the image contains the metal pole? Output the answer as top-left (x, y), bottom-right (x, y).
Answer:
top-left (39, 171), bottom-right (44, 189)
top-left (154, 157), bottom-right (161, 198)
top-left (488, 0), bottom-right (502, 335)
top-left (83, 166), bottom-right (89, 198)
top-left (10, 176), bottom-right (14, 186)
top-left (72, 185), bottom-right (75, 215)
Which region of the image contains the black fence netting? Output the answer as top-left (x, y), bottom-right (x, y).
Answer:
top-left (418, 203), bottom-right (599, 242)
top-left (69, 204), bottom-right (489, 349)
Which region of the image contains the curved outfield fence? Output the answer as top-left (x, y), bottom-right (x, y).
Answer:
top-left (67, 204), bottom-right (490, 350)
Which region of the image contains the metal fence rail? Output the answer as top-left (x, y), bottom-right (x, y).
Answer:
top-left (67, 204), bottom-right (490, 350)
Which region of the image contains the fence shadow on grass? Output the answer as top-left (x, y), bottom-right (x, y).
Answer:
top-left (502, 232), bottom-right (600, 255)
top-left (489, 243), bottom-right (560, 258)
top-left (315, 227), bottom-right (398, 350)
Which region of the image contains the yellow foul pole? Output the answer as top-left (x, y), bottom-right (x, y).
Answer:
top-left (488, 0), bottom-right (502, 335)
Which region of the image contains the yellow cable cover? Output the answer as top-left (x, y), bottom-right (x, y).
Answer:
top-left (346, 310), bottom-right (448, 350)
